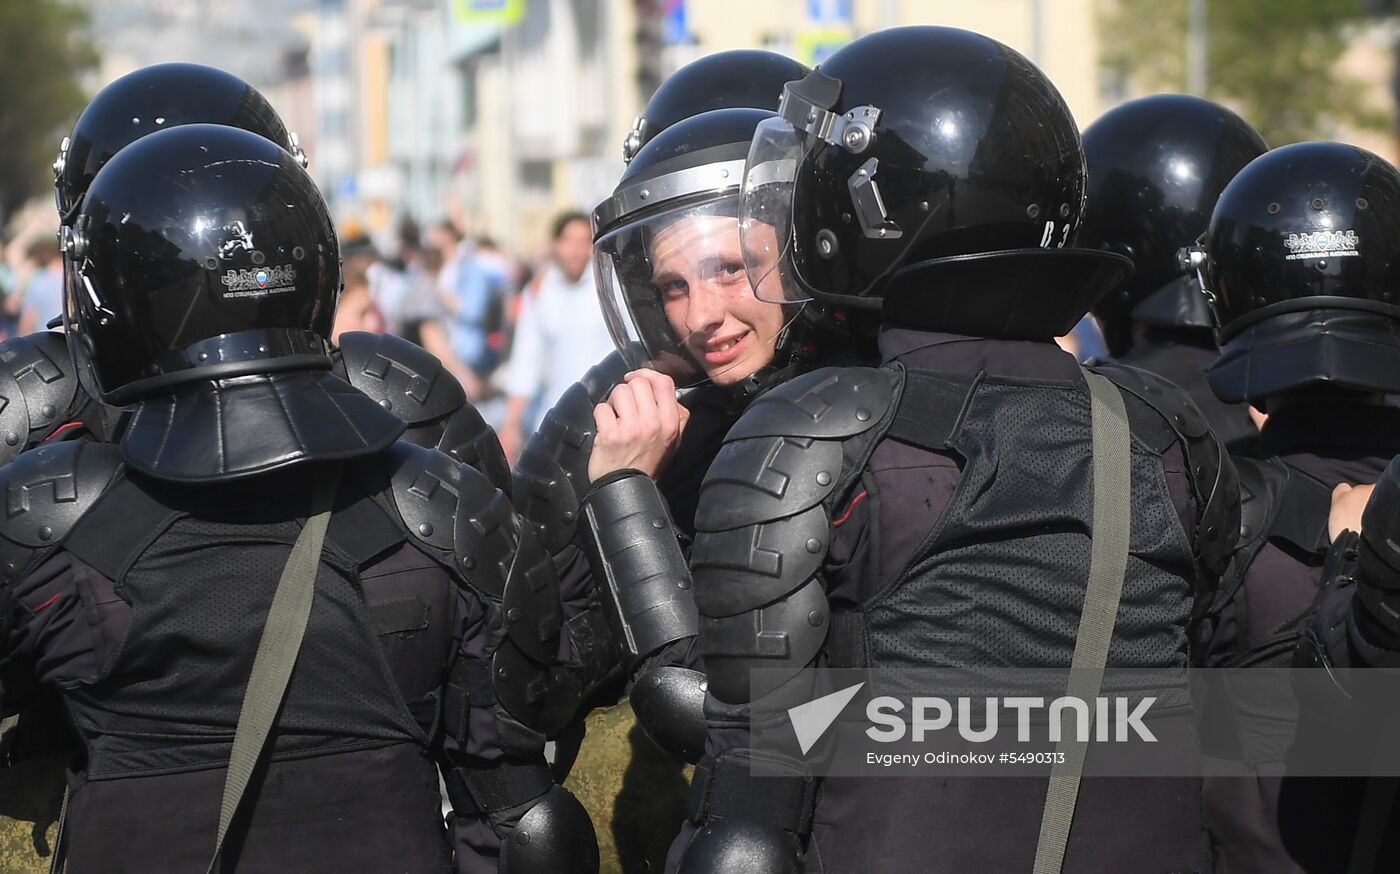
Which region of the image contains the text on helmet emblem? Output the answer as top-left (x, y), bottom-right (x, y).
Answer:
top-left (1284, 229), bottom-right (1358, 261)
top-left (220, 264), bottom-right (297, 299)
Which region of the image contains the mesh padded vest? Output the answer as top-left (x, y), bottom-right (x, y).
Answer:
top-left (829, 364), bottom-right (1207, 681)
top-left (811, 363), bottom-right (1220, 874)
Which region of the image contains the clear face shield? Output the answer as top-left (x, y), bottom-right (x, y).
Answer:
top-left (738, 81), bottom-right (884, 304)
top-left (739, 115), bottom-right (812, 305)
top-left (594, 192), bottom-right (804, 389)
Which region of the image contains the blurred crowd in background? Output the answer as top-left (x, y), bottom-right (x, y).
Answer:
top-left (0, 206), bottom-right (613, 458)
top-left (330, 208), bottom-right (615, 457)
top-left (1, 0), bottom-right (1397, 450)
top-left (0, 202), bottom-right (1108, 454)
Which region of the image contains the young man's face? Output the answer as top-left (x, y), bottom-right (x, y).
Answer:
top-left (649, 214), bottom-right (788, 386)
top-left (553, 218), bottom-right (593, 282)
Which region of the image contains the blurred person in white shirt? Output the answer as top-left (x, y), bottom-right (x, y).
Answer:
top-left (499, 211), bottom-right (614, 460)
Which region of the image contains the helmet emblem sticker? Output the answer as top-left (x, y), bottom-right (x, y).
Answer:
top-left (220, 264), bottom-right (297, 299)
top-left (1284, 229), bottom-right (1358, 261)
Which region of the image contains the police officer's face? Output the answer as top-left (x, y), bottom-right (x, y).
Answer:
top-left (649, 215), bottom-right (787, 385)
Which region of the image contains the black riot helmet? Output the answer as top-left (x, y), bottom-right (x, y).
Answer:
top-left (1080, 94), bottom-right (1267, 357)
top-left (738, 26), bottom-right (1131, 339)
top-left (622, 50), bottom-right (809, 163)
top-left (67, 124), bottom-right (339, 404)
top-left (595, 108), bottom-right (846, 400)
top-left (53, 63), bottom-right (306, 224)
top-left (69, 123), bottom-right (401, 482)
top-left (1188, 141), bottom-right (1400, 402)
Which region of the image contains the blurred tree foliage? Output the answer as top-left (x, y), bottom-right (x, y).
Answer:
top-left (1100, 0), bottom-right (1389, 145)
top-left (0, 0), bottom-right (98, 223)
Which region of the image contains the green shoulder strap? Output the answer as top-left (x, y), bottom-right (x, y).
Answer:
top-left (207, 467), bottom-right (341, 874)
top-left (1032, 369), bottom-right (1134, 874)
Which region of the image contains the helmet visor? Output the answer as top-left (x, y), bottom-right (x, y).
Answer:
top-left (594, 192), bottom-right (801, 389)
top-left (740, 116), bottom-right (812, 304)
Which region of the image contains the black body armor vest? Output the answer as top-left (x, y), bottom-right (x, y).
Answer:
top-left (840, 365), bottom-right (1208, 679)
top-left (1114, 332), bottom-right (1259, 454)
top-left (3, 442), bottom-right (470, 873)
top-left (821, 363), bottom-right (1228, 874)
top-left (688, 356), bottom-right (1237, 874)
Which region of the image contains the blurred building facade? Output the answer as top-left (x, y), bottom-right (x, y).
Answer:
top-left (49, 1), bottom-right (1400, 258)
top-left (295, 0), bottom-right (1104, 256)
top-left (80, 0), bottom-right (315, 133)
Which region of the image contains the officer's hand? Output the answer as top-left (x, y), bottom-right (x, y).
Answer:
top-left (589, 369), bottom-right (690, 480)
top-left (1330, 482), bottom-right (1376, 543)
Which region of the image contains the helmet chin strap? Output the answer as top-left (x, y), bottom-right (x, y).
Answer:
top-left (708, 359), bottom-right (806, 417)
top-left (712, 302), bottom-right (849, 410)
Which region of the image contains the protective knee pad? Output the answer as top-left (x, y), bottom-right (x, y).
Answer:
top-left (500, 785), bottom-right (600, 874)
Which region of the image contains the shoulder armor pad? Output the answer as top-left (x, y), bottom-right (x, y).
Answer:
top-left (512, 360), bottom-right (625, 555)
top-left (0, 368), bottom-right (32, 467)
top-left (1198, 450), bottom-right (1242, 579)
top-left (435, 402), bottom-right (512, 495)
top-left (336, 331), bottom-right (466, 425)
top-left (445, 462), bottom-right (578, 734)
top-left (1093, 361), bottom-right (1211, 441)
top-left (0, 440), bottom-right (123, 584)
top-left (509, 353), bottom-right (631, 551)
top-left (454, 461), bottom-right (527, 601)
top-left (700, 577), bottom-right (829, 704)
top-left (1094, 361), bottom-right (1239, 575)
top-left (500, 521), bottom-right (564, 664)
top-left (723, 366), bottom-right (894, 442)
top-left (695, 435), bottom-right (842, 532)
top-left (386, 441), bottom-right (463, 554)
top-left (530, 380), bottom-right (600, 497)
top-left (0, 332), bottom-right (84, 464)
top-left (512, 443), bottom-right (579, 556)
top-left (1210, 457), bottom-right (1285, 616)
top-left (578, 351), bottom-right (630, 404)
top-left (691, 504), bottom-right (828, 616)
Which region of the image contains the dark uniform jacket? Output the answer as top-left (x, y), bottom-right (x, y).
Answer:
top-left (1115, 328), bottom-right (1259, 454)
top-left (1204, 403), bottom-right (1400, 874)
top-left (0, 445), bottom-right (509, 874)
